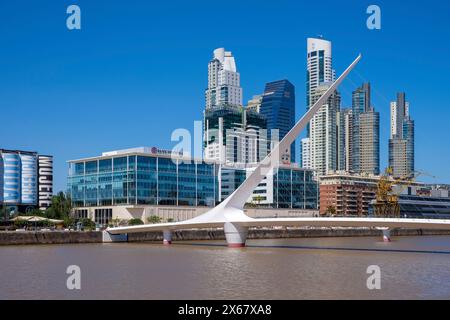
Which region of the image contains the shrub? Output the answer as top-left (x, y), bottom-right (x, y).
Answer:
top-left (147, 216), bottom-right (161, 224)
top-left (80, 218), bottom-right (96, 230)
top-left (128, 218), bottom-right (144, 226)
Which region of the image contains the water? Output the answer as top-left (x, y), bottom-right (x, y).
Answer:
top-left (1, 236), bottom-right (450, 300)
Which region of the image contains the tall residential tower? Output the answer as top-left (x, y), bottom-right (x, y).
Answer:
top-left (389, 93), bottom-right (415, 178)
top-left (205, 48), bottom-right (243, 109)
top-left (351, 83), bottom-right (380, 175)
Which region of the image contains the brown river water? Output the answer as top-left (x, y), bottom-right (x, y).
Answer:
top-left (1, 236), bottom-right (449, 300)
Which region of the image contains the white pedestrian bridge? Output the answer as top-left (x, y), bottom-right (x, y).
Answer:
top-left (106, 54), bottom-right (450, 247)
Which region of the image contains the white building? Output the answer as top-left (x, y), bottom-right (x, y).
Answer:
top-left (205, 48), bottom-right (243, 109)
top-left (309, 84), bottom-right (341, 176)
top-left (301, 137), bottom-right (312, 169)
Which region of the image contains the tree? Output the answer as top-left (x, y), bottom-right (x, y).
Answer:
top-left (326, 206), bottom-right (337, 216)
top-left (147, 216), bottom-right (162, 224)
top-left (46, 192), bottom-right (72, 220)
top-left (80, 218), bottom-right (95, 231)
top-left (128, 218), bottom-right (144, 226)
top-left (253, 195), bottom-right (264, 206)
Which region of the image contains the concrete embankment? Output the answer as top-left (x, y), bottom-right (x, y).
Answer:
top-left (0, 231), bottom-right (101, 245)
top-left (1, 228), bottom-right (450, 246)
top-left (127, 228), bottom-right (450, 242)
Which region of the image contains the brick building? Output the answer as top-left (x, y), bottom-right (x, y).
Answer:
top-left (319, 172), bottom-right (380, 216)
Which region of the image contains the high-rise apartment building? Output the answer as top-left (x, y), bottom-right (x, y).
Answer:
top-left (259, 80), bottom-right (296, 164)
top-left (203, 48), bottom-right (269, 165)
top-left (351, 83), bottom-right (380, 175)
top-left (205, 48), bottom-right (243, 109)
top-left (389, 93), bottom-right (414, 178)
top-left (306, 37), bottom-right (335, 111)
top-left (341, 108), bottom-right (353, 172)
top-left (301, 138), bottom-right (311, 169)
top-left (309, 83), bottom-right (341, 176)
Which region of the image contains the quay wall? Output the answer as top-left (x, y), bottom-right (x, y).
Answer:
top-left (1, 228), bottom-right (450, 245)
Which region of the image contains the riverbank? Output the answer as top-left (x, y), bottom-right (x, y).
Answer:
top-left (2, 228), bottom-right (450, 245)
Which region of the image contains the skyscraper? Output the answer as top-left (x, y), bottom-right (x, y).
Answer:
top-left (351, 83), bottom-right (380, 175)
top-left (259, 80), bottom-right (296, 163)
top-left (306, 37), bottom-right (335, 112)
top-left (342, 108), bottom-right (353, 172)
top-left (336, 108), bottom-right (351, 171)
top-left (203, 48), bottom-right (268, 165)
top-left (309, 83), bottom-right (341, 176)
top-left (205, 48), bottom-right (243, 109)
top-left (389, 93), bottom-right (415, 178)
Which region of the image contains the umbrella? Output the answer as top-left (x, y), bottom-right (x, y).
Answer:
top-left (26, 216), bottom-right (48, 222)
top-left (9, 216), bottom-right (64, 229)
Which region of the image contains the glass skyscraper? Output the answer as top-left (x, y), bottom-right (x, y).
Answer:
top-left (260, 80), bottom-right (296, 163)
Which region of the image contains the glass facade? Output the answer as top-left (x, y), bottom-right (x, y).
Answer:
top-left (220, 167), bottom-right (318, 210)
top-left (260, 80), bottom-right (296, 163)
top-left (273, 168), bottom-right (318, 209)
top-left (2, 152), bottom-right (23, 204)
top-left (68, 154), bottom-right (218, 208)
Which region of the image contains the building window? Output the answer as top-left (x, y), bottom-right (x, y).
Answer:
top-left (94, 208), bottom-right (112, 226)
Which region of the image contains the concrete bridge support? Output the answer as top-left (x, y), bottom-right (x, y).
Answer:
top-left (163, 230), bottom-right (172, 245)
top-left (377, 228), bottom-right (392, 242)
top-left (224, 222), bottom-right (248, 248)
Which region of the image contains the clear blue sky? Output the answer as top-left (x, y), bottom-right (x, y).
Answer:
top-left (1, 0), bottom-right (450, 192)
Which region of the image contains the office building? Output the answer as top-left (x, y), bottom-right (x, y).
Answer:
top-left (203, 105), bottom-right (269, 164)
top-left (260, 80), bottom-right (296, 163)
top-left (68, 147), bottom-right (219, 225)
top-left (219, 164), bottom-right (318, 210)
top-left (68, 147), bottom-right (319, 224)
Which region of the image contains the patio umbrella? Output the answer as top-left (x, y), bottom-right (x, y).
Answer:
top-left (9, 216), bottom-right (63, 229)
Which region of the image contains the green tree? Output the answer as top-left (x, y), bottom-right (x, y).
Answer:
top-left (128, 218), bottom-right (144, 226)
top-left (80, 218), bottom-right (96, 231)
top-left (63, 216), bottom-right (75, 228)
top-left (326, 206), bottom-right (337, 216)
top-left (45, 192), bottom-right (72, 220)
top-left (147, 216), bottom-right (162, 224)
top-left (253, 195), bottom-right (264, 206)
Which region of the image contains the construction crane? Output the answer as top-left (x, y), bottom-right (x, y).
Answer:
top-left (373, 168), bottom-right (435, 218)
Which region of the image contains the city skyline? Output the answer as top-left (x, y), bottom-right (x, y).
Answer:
top-left (1, 1), bottom-right (450, 192)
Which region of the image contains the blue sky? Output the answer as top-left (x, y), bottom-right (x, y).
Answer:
top-left (1, 0), bottom-right (450, 192)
